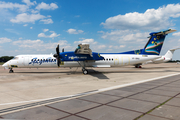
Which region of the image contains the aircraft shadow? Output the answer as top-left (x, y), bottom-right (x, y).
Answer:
top-left (15, 69), bottom-right (109, 79)
top-left (14, 69), bottom-right (179, 74)
top-left (87, 69), bottom-right (109, 79)
top-left (14, 68), bottom-right (179, 80)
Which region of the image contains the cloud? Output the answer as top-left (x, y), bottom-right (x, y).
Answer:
top-left (173, 32), bottom-right (180, 36)
top-left (43, 29), bottom-right (49, 32)
top-left (10, 13), bottom-right (45, 23)
top-left (12, 39), bottom-right (71, 51)
top-left (36, 2), bottom-right (58, 10)
top-left (38, 32), bottom-right (60, 38)
top-left (23, 24), bottom-right (28, 26)
top-left (13, 39), bottom-right (43, 48)
top-left (97, 45), bottom-right (106, 49)
top-left (40, 18), bottom-right (53, 24)
top-left (120, 45), bottom-right (125, 48)
top-left (22, 0), bottom-right (36, 6)
top-left (99, 30), bottom-right (148, 43)
top-left (0, 37), bottom-right (12, 44)
top-left (66, 29), bottom-right (84, 34)
top-left (0, 1), bottom-right (57, 25)
top-left (5, 28), bottom-right (20, 35)
top-left (0, 1), bottom-right (29, 12)
top-left (30, 27), bottom-right (33, 29)
top-left (74, 39), bottom-right (97, 44)
top-left (38, 33), bottom-right (46, 37)
top-left (101, 3), bottom-right (180, 30)
top-left (31, 9), bottom-right (39, 13)
top-left (49, 32), bottom-right (60, 38)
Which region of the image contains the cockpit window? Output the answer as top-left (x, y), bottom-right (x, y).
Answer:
top-left (13, 57), bottom-right (19, 60)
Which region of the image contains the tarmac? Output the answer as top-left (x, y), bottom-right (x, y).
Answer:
top-left (0, 63), bottom-right (180, 119)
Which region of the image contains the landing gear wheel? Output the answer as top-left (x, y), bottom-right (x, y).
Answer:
top-left (82, 69), bottom-right (88, 75)
top-left (9, 69), bottom-right (14, 73)
top-left (135, 65), bottom-right (142, 68)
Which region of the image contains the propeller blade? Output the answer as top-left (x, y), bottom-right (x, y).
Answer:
top-left (54, 44), bottom-right (61, 67)
top-left (62, 48), bottom-right (64, 52)
top-left (56, 44), bottom-right (59, 55)
top-left (57, 56), bottom-right (60, 67)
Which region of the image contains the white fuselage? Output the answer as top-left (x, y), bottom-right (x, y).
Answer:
top-left (3, 54), bottom-right (160, 69)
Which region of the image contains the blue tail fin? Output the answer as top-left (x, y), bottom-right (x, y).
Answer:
top-left (142, 29), bottom-right (176, 55)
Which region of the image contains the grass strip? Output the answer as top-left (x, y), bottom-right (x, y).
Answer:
top-left (0, 62), bottom-right (4, 65)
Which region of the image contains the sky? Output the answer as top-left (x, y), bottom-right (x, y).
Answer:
top-left (0, 0), bottom-right (180, 60)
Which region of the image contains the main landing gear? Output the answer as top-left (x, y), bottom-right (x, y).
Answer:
top-left (78, 61), bottom-right (88, 75)
top-left (135, 65), bottom-right (142, 68)
top-left (9, 68), bottom-right (14, 73)
top-left (82, 68), bottom-right (88, 75)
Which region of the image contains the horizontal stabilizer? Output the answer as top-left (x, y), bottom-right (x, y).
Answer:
top-left (150, 29), bottom-right (176, 36)
top-left (170, 47), bottom-right (180, 51)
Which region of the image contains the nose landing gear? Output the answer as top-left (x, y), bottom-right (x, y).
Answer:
top-left (9, 68), bottom-right (14, 73)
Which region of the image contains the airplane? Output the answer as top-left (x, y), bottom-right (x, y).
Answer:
top-left (2, 29), bottom-right (176, 74)
top-left (134, 48), bottom-right (180, 68)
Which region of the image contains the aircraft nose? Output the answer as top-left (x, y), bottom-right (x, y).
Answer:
top-left (2, 63), bottom-right (7, 67)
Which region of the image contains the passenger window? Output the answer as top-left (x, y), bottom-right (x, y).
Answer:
top-left (109, 58), bottom-right (111, 61)
top-left (106, 58), bottom-right (108, 61)
top-left (112, 58), bottom-right (113, 61)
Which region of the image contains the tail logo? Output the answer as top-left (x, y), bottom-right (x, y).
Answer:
top-left (145, 35), bottom-right (164, 55)
top-left (134, 50), bottom-right (141, 55)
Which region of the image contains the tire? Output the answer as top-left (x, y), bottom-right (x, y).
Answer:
top-left (83, 69), bottom-right (88, 74)
top-left (9, 70), bottom-right (13, 73)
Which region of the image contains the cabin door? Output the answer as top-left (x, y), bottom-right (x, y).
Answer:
top-left (122, 56), bottom-right (130, 65)
top-left (23, 56), bottom-right (29, 66)
top-left (114, 56), bottom-right (119, 65)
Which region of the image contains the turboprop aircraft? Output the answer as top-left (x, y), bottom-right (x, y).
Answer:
top-left (134, 48), bottom-right (180, 68)
top-left (2, 29), bottom-right (176, 74)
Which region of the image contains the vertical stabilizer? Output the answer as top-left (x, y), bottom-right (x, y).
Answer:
top-left (142, 29), bottom-right (176, 55)
top-left (164, 48), bottom-right (180, 59)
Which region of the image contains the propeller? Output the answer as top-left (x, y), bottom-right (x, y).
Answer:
top-left (53, 44), bottom-right (61, 67)
top-left (62, 48), bottom-right (64, 52)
